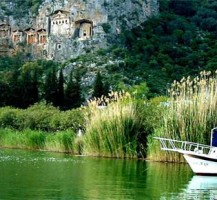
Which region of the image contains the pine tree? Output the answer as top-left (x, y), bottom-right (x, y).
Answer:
top-left (8, 70), bottom-right (23, 107)
top-left (64, 71), bottom-right (82, 109)
top-left (103, 81), bottom-right (110, 96)
top-left (0, 81), bottom-right (9, 107)
top-left (56, 68), bottom-right (64, 109)
top-left (43, 68), bottom-right (58, 106)
top-left (20, 70), bottom-right (36, 108)
top-left (92, 71), bottom-right (110, 98)
top-left (92, 71), bottom-right (104, 98)
top-left (32, 69), bottom-right (39, 103)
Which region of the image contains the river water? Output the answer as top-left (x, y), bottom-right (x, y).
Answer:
top-left (0, 149), bottom-right (217, 200)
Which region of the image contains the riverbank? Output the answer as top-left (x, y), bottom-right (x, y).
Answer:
top-left (0, 92), bottom-right (162, 159)
top-left (1, 71), bottom-right (216, 161)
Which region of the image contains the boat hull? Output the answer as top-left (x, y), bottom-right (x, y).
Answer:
top-left (183, 153), bottom-right (217, 175)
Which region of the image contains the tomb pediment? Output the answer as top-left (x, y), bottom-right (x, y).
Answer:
top-left (0, 23), bottom-right (10, 30)
top-left (75, 19), bottom-right (93, 25)
top-left (25, 28), bottom-right (35, 34)
top-left (12, 30), bottom-right (23, 34)
top-left (37, 29), bottom-right (46, 34)
top-left (51, 10), bottom-right (70, 20)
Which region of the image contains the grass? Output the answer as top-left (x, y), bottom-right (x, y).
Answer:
top-left (0, 128), bottom-right (78, 153)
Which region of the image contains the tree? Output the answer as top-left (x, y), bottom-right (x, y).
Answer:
top-left (169, 0), bottom-right (196, 17)
top-left (8, 70), bottom-right (23, 107)
top-left (43, 68), bottom-right (58, 106)
top-left (0, 81), bottom-right (9, 107)
top-left (56, 69), bottom-right (64, 108)
top-left (20, 70), bottom-right (37, 108)
top-left (92, 71), bottom-right (107, 98)
top-left (64, 71), bottom-right (82, 109)
top-left (31, 69), bottom-right (39, 104)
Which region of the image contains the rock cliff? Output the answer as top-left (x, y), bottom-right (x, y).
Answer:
top-left (0, 0), bottom-right (159, 61)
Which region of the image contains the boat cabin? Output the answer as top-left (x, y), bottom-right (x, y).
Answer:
top-left (211, 128), bottom-right (217, 147)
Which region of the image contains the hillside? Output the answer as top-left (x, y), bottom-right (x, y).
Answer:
top-left (61, 0), bottom-right (217, 97)
top-left (0, 0), bottom-right (158, 60)
top-left (1, 0), bottom-right (217, 108)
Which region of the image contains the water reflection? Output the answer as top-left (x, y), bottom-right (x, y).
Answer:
top-left (183, 176), bottom-right (217, 199)
top-left (0, 149), bottom-right (150, 200)
top-left (1, 149), bottom-right (216, 200)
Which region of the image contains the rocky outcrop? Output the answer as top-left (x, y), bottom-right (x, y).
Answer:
top-left (0, 0), bottom-right (159, 61)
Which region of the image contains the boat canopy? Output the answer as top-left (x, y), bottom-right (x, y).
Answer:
top-left (211, 128), bottom-right (217, 147)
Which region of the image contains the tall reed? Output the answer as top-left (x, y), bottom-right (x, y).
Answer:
top-left (148, 71), bottom-right (217, 162)
top-left (83, 91), bottom-right (143, 158)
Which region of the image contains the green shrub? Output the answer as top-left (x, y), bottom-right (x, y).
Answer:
top-left (0, 107), bottom-right (20, 129)
top-left (0, 103), bottom-right (85, 133)
top-left (102, 23), bottom-right (111, 33)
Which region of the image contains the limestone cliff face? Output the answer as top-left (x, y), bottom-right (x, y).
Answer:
top-left (0, 0), bottom-right (159, 60)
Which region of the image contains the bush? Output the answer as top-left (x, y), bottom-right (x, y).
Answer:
top-left (0, 107), bottom-right (20, 129)
top-left (0, 103), bottom-right (85, 132)
top-left (101, 23), bottom-right (111, 33)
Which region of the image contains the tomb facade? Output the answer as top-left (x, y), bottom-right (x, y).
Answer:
top-left (12, 30), bottom-right (24, 43)
top-left (0, 23), bottom-right (11, 38)
top-left (50, 10), bottom-right (72, 36)
top-left (37, 29), bottom-right (47, 44)
top-left (75, 19), bottom-right (93, 40)
top-left (25, 28), bottom-right (37, 44)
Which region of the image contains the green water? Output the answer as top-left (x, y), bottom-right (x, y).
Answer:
top-left (0, 149), bottom-right (217, 200)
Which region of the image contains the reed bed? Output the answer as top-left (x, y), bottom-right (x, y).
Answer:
top-left (148, 71), bottom-right (217, 162)
top-left (83, 91), bottom-right (144, 158)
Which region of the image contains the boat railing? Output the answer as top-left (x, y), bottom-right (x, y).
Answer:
top-left (154, 137), bottom-right (213, 155)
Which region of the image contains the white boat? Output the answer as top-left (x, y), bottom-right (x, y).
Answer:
top-left (154, 128), bottom-right (217, 175)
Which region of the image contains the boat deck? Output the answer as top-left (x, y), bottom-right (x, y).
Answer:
top-left (154, 137), bottom-right (217, 159)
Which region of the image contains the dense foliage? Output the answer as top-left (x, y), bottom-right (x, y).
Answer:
top-left (0, 0), bottom-right (43, 17)
top-left (0, 58), bottom-right (85, 109)
top-left (0, 103), bottom-right (85, 132)
top-left (105, 0), bottom-right (217, 96)
top-left (1, 0), bottom-right (217, 105)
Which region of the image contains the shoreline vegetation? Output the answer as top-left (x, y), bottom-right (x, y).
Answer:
top-left (0, 91), bottom-right (163, 159)
top-left (1, 71), bottom-right (217, 162)
top-left (148, 70), bottom-right (217, 162)
top-left (1, 1), bottom-right (217, 162)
